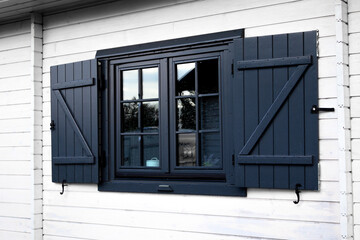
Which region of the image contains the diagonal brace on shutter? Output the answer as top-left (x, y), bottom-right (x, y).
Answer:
top-left (239, 64), bottom-right (309, 155)
top-left (53, 90), bottom-right (94, 164)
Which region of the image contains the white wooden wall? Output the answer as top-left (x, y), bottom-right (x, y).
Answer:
top-left (40, 0), bottom-right (344, 239)
top-left (0, 20), bottom-right (33, 239)
top-left (349, 0), bottom-right (360, 239)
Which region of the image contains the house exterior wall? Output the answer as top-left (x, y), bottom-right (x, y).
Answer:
top-left (0, 20), bottom-right (33, 239)
top-left (0, 0), bottom-right (358, 239)
top-left (349, 0), bottom-right (360, 239)
top-left (41, 0), bottom-right (341, 239)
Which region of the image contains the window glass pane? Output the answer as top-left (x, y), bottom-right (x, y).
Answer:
top-left (122, 102), bottom-right (139, 132)
top-left (177, 133), bottom-right (196, 166)
top-left (122, 69), bottom-right (138, 100)
top-left (199, 96), bottom-right (219, 130)
top-left (144, 135), bottom-right (160, 167)
top-left (176, 62), bottom-right (195, 96)
top-left (142, 67), bottom-right (158, 99)
top-left (143, 101), bottom-right (159, 132)
top-left (200, 132), bottom-right (221, 167)
top-left (198, 59), bottom-right (219, 94)
top-left (122, 136), bottom-right (141, 166)
top-left (177, 98), bottom-right (196, 130)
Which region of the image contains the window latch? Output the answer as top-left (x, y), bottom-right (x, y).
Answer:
top-left (310, 105), bottom-right (334, 114)
top-left (158, 185), bottom-right (173, 192)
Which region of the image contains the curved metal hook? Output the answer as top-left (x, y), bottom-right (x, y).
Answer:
top-left (60, 180), bottom-right (67, 195)
top-left (293, 183), bottom-right (302, 204)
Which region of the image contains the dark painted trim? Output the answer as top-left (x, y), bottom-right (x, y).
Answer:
top-left (237, 55), bottom-right (312, 70)
top-left (99, 180), bottom-right (247, 196)
top-left (96, 29), bottom-right (244, 59)
top-left (237, 155), bottom-right (313, 165)
top-left (52, 78), bottom-right (94, 90)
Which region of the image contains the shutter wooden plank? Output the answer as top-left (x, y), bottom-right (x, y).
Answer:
top-left (58, 64), bottom-right (67, 183)
top-left (238, 156), bottom-right (313, 165)
top-left (237, 55), bottom-right (311, 70)
top-left (52, 78), bottom-right (94, 90)
top-left (91, 60), bottom-right (98, 183)
top-left (288, 33), bottom-right (305, 189)
top-left (65, 63), bottom-right (75, 182)
top-left (51, 66), bottom-right (59, 183)
top-left (243, 37), bottom-right (259, 188)
top-left (304, 31), bottom-right (319, 190)
top-left (82, 60), bottom-right (93, 183)
top-left (258, 35), bottom-right (274, 188)
top-left (273, 34), bottom-right (290, 189)
top-left (74, 61), bottom-right (84, 182)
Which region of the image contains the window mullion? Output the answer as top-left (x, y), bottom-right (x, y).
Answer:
top-left (195, 62), bottom-right (200, 167)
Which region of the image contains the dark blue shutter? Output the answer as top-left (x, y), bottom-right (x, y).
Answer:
top-left (234, 31), bottom-right (318, 190)
top-left (51, 59), bottom-right (99, 183)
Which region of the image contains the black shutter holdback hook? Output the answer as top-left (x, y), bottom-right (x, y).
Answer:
top-left (60, 180), bottom-right (67, 195)
top-left (293, 183), bottom-right (302, 204)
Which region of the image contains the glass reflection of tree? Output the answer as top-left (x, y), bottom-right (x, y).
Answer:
top-left (123, 99), bottom-right (158, 132)
top-left (179, 98), bottom-right (195, 130)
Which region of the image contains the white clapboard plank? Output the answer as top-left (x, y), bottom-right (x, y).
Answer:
top-left (349, 0), bottom-right (360, 13)
top-left (0, 230), bottom-right (30, 240)
top-left (354, 182), bottom-right (360, 203)
top-left (319, 160), bottom-right (339, 181)
top-left (0, 20), bottom-right (30, 38)
top-left (43, 146), bottom-right (51, 161)
top-left (350, 75), bottom-right (360, 97)
top-left (318, 36), bottom-right (336, 57)
top-left (353, 160), bottom-right (360, 182)
top-left (43, 99), bottom-right (50, 117)
top-left (0, 161), bottom-right (30, 175)
top-left (0, 89), bottom-right (31, 106)
top-left (0, 118), bottom-right (30, 133)
top-left (0, 104), bottom-right (31, 120)
top-left (0, 146), bottom-right (31, 161)
top-left (43, 130), bottom-right (51, 147)
top-left (43, 73), bottom-right (50, 88)
top-left (318, 56), bottom-right (336, 78)
top-left (0, 132), bottom-right (31, 147)
top-left (352, 118), bottom-right (360, 138)
top-left (350, 54), bottom-right (360, 76)
top-left (0, 47), bottom-right (30, 65)
top-left (0, 189), bottom-right (31, 204)
top-left (0, 202), bottom-right (30, 218)
top-left (0, 217), bottom-right (30, 233)
top-left (355, 225), bottom-right (360, 240)
top-left (0, 175), bottom-right (31, 189)
top-left (351, 97), bottom-right (360, 117)
top-left (43, 220), bottom-right (262, 240)
top-left (43, 0), bottom-right (332, 44)
top-left (319, 139), bottom-right (339, 160)
top-left (247, 181), bottom-right (339, 202)
top-left (349, 33), bottom-right (360, 54)
top-left (319, 119), bottom-right (338, 140)
top-left (43, 205), bottom-right (339, 239)
top-left (246, 16), bottom-right (335, 38)
top-left (43, 190), bottom-right (339, 223)
top-left (0, 76), bottom-right (31, 92)
top-left (0, 62), bottom-right (30, 79)
top-left (352, 139), bottom-right (360, 160)
top-left (349, 12), bottom-right (360, 33)
top-left (355, 204), bottom-right (360, 224)
top-left (319, 77), bottom-right (337, 99)
top-left (0, 34), bottom-right (30, 52)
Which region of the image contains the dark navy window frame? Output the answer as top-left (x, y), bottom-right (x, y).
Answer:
top-left (97, 29), bottom-right (247, 196)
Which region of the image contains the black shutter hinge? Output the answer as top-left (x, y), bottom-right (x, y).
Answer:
top-left (310, 105), bottom-right (335, 114)
top-left (50, 120), bottom-right (55, 130)
top-left (231, 61), bottom-right (234, 76)
top-left (98, 61), bottom-right (106, 90)
top-left (232, 154), bottom-right (235, 166)
top-left (99, 151), bottom-right (106, 168)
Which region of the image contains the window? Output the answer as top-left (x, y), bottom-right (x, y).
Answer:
top-left (50, 30), bottom-right (319, 196)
